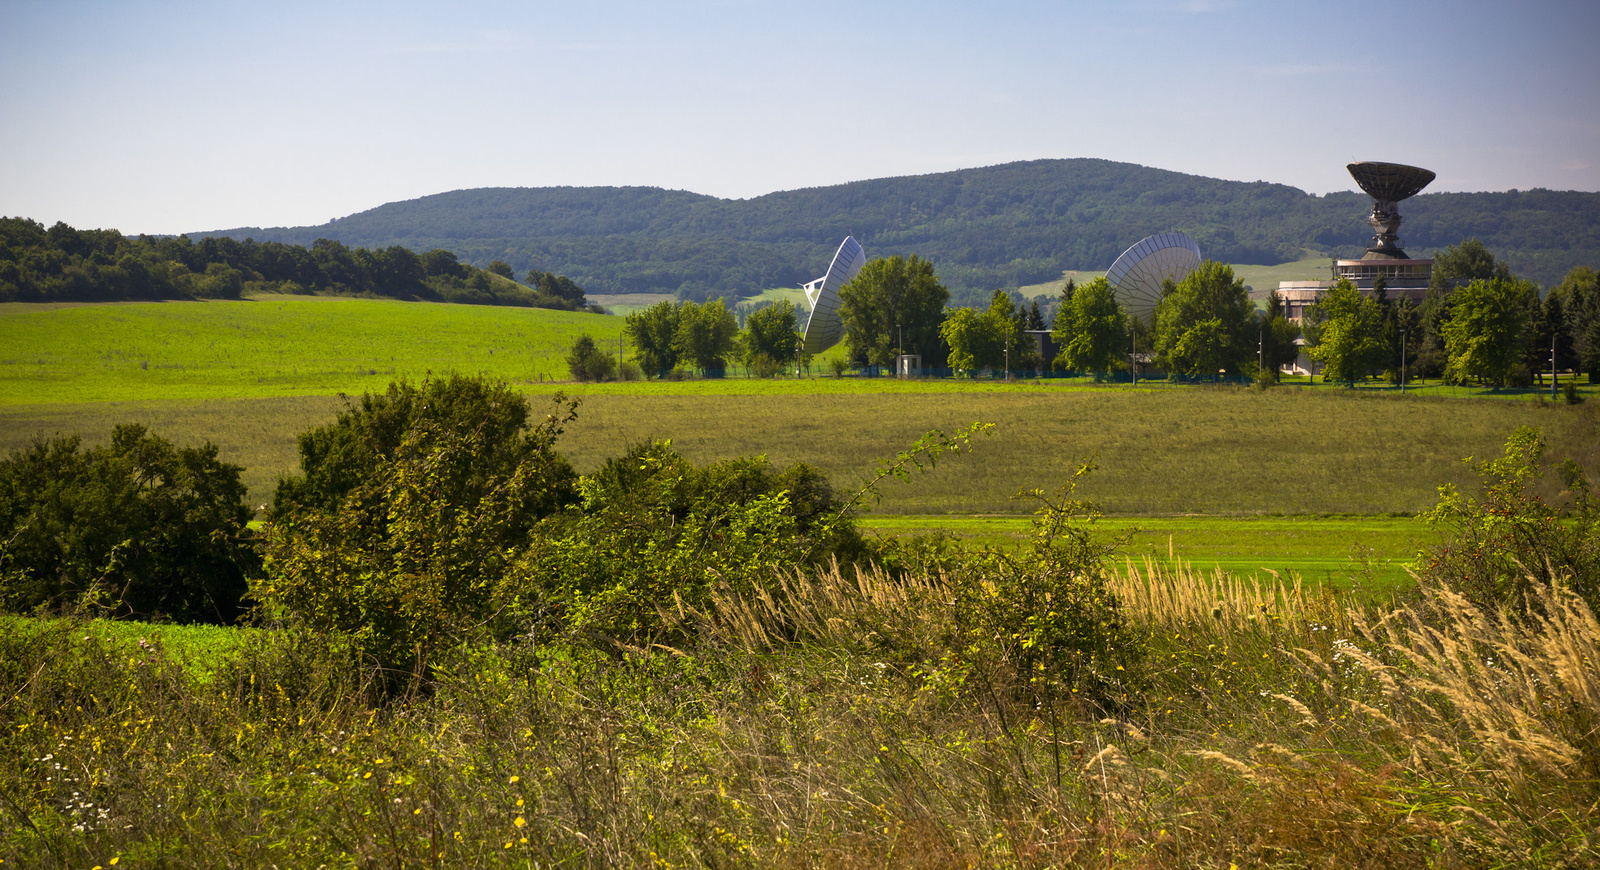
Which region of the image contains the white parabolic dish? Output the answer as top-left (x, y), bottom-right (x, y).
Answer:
top-left (1104, 232), bottom-right (1203, 323)
top-left (800, 236), bottom-right (866, 355)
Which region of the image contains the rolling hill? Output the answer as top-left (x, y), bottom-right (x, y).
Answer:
top-left (198, 159), bottom-right (1600, 304)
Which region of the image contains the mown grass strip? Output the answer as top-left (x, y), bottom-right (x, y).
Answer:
top-left (860, 514), bottom-right (1435, 593)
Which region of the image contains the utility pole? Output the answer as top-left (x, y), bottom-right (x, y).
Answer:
top-left (1130, 316), bottom-right (1137, 386)
top-left (1551, 331), bottom-right (1559, 400)
top-left (1401, 321), bottom-right (1407, 395)
top-left (1258, 319), bottom-right (1264, 378)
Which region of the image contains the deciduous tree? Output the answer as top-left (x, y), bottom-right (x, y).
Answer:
top-left (1308, 279), bottom-right (1386, 385)
top-left (838, 255), bottom-right (950, 368)
top-left (742, 300), bottom-right (800, 371)
top-left (1153, 260), bottom-right (1254, 376)
top-left (623, 300), bottom-right (682, 376)
top-left (674, 298), bottom-right (739, 374)
top-left (1443, 277), bottom-right (1537, 386)
top-left (1050, 277), bottom-right (1127, 373)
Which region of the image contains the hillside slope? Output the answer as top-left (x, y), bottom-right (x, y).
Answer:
top-left (200, 159), bottom-right (1600, 302)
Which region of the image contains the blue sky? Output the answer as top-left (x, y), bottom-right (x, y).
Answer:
top-left (3, 0), bottom-right (1597, 234)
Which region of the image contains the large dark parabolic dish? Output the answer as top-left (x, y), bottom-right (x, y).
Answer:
top-left (1347, 162), bottom-right (1436, 203)
top-left (1347, 161), bottom-right (1436, 258)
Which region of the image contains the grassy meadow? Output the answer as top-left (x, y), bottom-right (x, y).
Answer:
top-left (5, 386), bottom-right (1596, 520)
top-left (1, 295), bottom-right (1596, 578)
top-left (5, 295), bottom-right (1600, 867)
top-left (0, 295), bottom-right (625, 403)
top-left (862, 514), bottom-right (1435, 593)
top-left (6, 557), bottom-right (1596, 868)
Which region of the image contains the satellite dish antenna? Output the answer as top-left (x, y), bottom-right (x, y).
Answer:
top-left (1347, 161), bottom-right (1435, 258)
top-left (1105, 232), bottom-right (1202, 323)
top-left (800, 236), bottom-right (866, 355)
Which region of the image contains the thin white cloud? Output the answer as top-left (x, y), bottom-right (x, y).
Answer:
top-left (1562, 159), bottom-right (1590, 171)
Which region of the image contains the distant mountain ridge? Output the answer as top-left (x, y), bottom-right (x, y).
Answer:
top-left (199, 159), bottom-right (1600, 302)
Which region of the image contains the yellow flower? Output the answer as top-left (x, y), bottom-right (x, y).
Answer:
top-left (509, 775), bottom-right (520, 783)
top-left (514, 816), bottom-right (527, 828)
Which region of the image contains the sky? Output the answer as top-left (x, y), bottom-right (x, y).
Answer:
top-left (3, 0), bottom-right (1598, 235)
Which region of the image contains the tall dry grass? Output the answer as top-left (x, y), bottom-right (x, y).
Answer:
top-left (4, 557), bottom-right (1597, 867)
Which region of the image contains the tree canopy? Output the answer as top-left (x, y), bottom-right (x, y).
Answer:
top-left (1153, 260), bottom-right (1255, 376)
top-left (838, 255), bottom-right (950, 368)
top-left (0, 425), bottom-right (257, 624)
top-left (0, 217), bottom-right (592, 310)
top-left (1443, 277), bottom-right (1539, 386)
top-left (1308, 279), bottom-right (1386, 385)
top-left (1050, 276), bottom-right (1128, 373)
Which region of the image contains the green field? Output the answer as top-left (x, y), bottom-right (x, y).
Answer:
top-left (2, 296), bottom-right (1596, 585)
top-left (861, 514), bottom-right (1434, 592)
top-left (0, 295), bottom-right (625, 403)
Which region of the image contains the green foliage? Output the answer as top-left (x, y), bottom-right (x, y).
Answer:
top-left (741, 299), bottom-right (799, 369)
top-left (188, 160), bottom-right (1600, 300)
top-left (941, 463), bottom-right (1137, 711)
top-left (938, 307), bottom-right (1002, 373)
top-left (1308, 279), bottom-right (1387, 385)
top-left (516, 441), bottom-right (864, 642)
top-left (673, 298), bottom-right (739, 374)
top-left (565, 334), bottom-right (616, 382)
top-left (1443, 277), bottom-right (1539, 386)
top-left (1154, 260), bottom-right (1255, 376)
top-left (1050, 276), bottom-right (1128, 373)
top-left (1417, 426), bottom-right (1600, 616)
top-left (622, 299), bottom-right (682, 377)
top-left (1259, 290), bottom-right (1302, 380)
top-left (1427, 237), bottom-right (1512, 296)
top-left (262, 382), bottom-right (580, 689)
top-left (0, 217), bottom-right (587, 309)
top-left (0, 425), bottom-right (257, 623)
top-left (272, 374), bottom-right (575, 522)
top-left (838, 255), bottom-right (950, 368)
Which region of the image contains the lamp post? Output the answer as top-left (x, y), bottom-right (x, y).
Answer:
top-left (1400, 320), bottom-right (1407, 395)
top-left (1130, 315), bottom-right (1137, 387)
top-left (1551, 331), bottom-right (1559, 400)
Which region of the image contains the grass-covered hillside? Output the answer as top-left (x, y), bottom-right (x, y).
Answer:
top-left (198, 159), bottom-right (1600, 301)
top-left (0, 296), bottom-right (622, 403)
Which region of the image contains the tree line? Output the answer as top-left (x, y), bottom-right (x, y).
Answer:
top-left (568, 240), bottom-right (1599, 387)
top-left (1304, 240), bottom-right (1600, 387)
top-left (0, 216), bottom-right (596, 311)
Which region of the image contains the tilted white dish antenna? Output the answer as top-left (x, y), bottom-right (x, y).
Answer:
top-left (1104, 232), bottom-right (1202, 323)
top-left (800, 235), bottom-right (866, 355)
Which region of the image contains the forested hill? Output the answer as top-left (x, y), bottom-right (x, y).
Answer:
top-left (200, 159), bottom-right (1600, 302)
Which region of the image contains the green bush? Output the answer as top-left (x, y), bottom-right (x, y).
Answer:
top-left (262, 378), bottom-right (580, 689)
top-left (940, 464), bottom-right (1138, 710)
top-left (0, 425), bottom-right (257, 623)
top-left (566, 334), bottom-right (616, 382)
top-left (518, 441), bottom-right (866, 643)
top-left (1416, 426), bottom-right (1599, 615)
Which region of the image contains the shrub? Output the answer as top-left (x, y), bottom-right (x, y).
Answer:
top-left (617, 360), bottom-right (643, 381)
top-left (516, 441), bottom-right (866, 643)
top-left (271, 374), bottom-right (575, 521)
top-left (748, 352), bottom-right (782, 379)
top-left (1416, 426), bottom-right (1599, 615)
top-left (0, 425), bottom-right (257, 623)
top-left (829, 358), bottom-right (849, 378)
top-left (262, 378), bottom-right (579, 690)
top-left (566, 334), bottom-right (616, 382)
top-left (942, 464), bottom-right (1138, 711)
